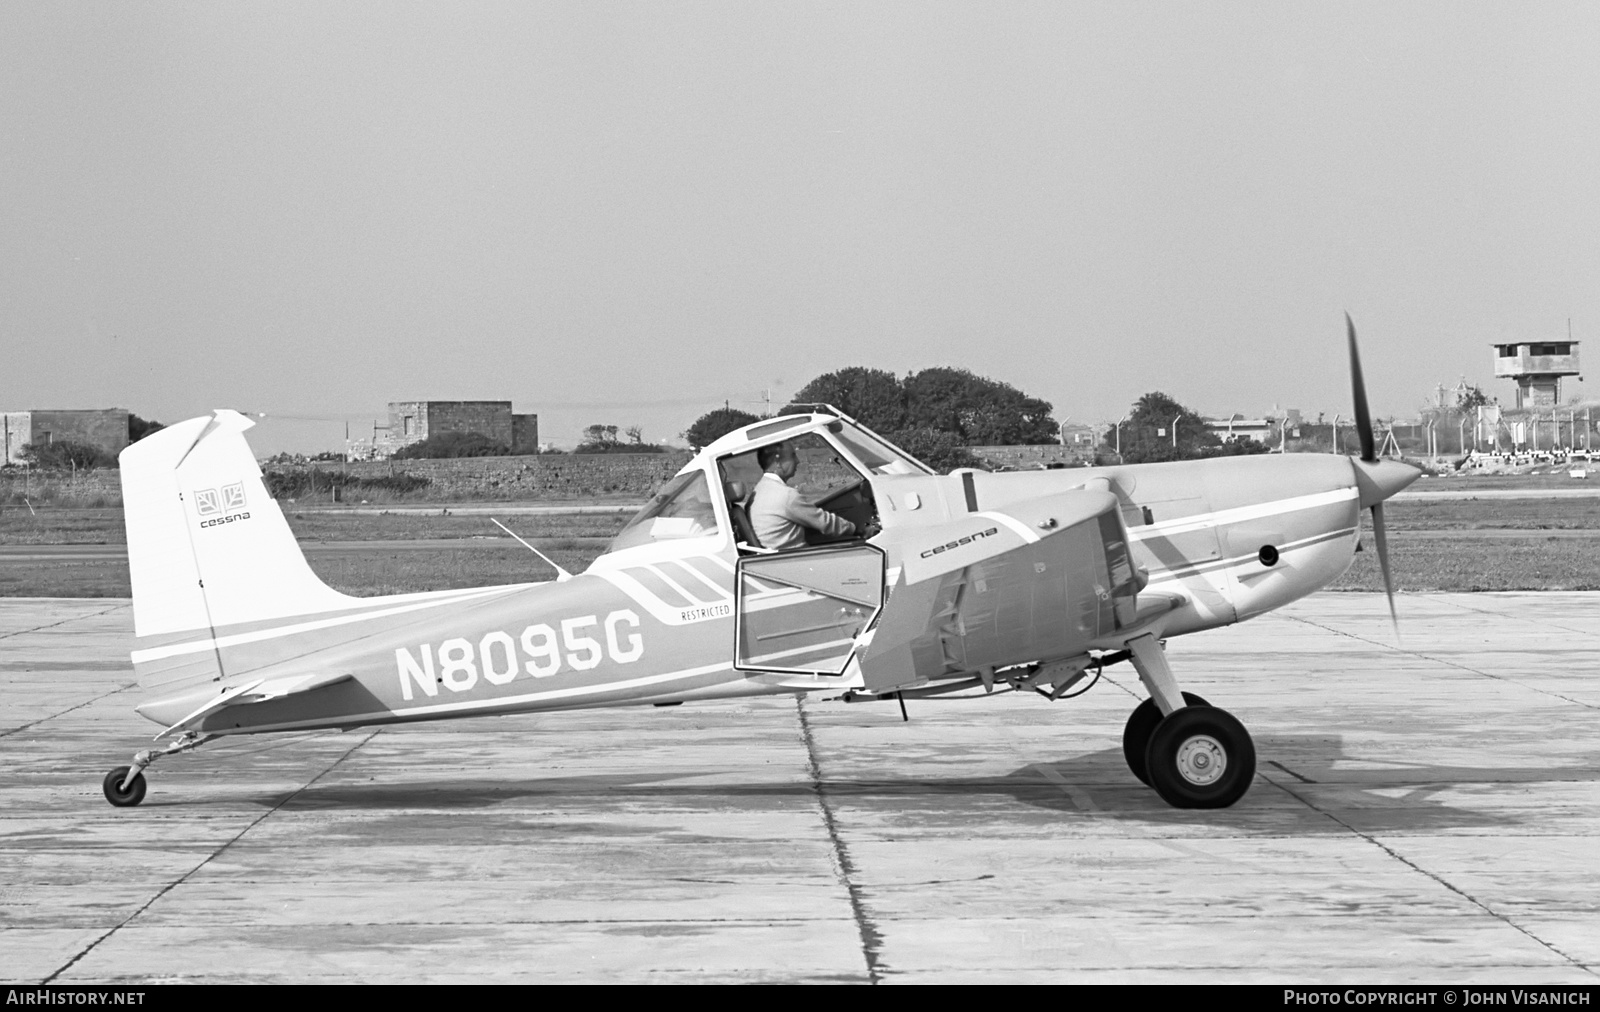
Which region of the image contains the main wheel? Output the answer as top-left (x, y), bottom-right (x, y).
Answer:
top-left (1122, 692), bottom-right (1209, 786)
top-left (102, 766), bottom-right (147, 808)
top-left (1143, 705), bottom-right (1255, 809)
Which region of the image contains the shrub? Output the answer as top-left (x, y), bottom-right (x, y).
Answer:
top-left (129, 414), bottom-right (164, 443)
top-left (885, 427), bottom-right (981, 473)
top-left (685, 408), bottom-right (761, 450)
top-left (20, 441), bottom-right (117, 470)
top-left (391, 432), bottom-right (510, 459)
top-left (261, 469), bottom-right (431, 499)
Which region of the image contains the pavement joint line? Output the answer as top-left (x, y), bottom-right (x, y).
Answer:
top-left (40, 727), bottom-right (385, 985)
top-left (1281, 613), bottom-right (1600, 711)
top-left (0, 602), bottom-right (125, 641)
top-left (1266, 759), bottom-right (1317, 783)
top-left (0, 680), bottom-right (138, 740)
top-left (1098, 670), bottom-right (1144, 701)
top-left (1258, 771), bottom-right (1598, 978)
top-left (0, 604), bottom-right (137, 741)
top-left (1430, 593), bottom-right (1600, 643)
top-left (794, 695), bottom-right (882, 985)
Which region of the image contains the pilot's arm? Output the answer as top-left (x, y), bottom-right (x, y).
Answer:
top-left (779, 486), bottom-right (855, 540)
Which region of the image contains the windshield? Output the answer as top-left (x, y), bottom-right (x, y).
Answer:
top-left (608, 471), bottom-right (722, 553)
top-left (828, 424), bottom-right (931, 476)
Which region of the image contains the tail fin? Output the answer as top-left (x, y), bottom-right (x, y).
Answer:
top-left (121, 410), bottom-right (357, 640)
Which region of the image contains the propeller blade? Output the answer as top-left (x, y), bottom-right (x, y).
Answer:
top-left (1347, 313), bottom-right (1377, 462)
top-left (1371, 501), bottom-right (1398, 635)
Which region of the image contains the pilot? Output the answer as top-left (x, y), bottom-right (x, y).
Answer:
top-left (748, 441), bottom-right (857, 551)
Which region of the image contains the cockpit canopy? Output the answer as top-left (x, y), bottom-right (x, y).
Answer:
top-left (604, 409), bottom-right (931, 558)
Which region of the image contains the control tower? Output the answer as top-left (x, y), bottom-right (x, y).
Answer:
top-left (1493, 340), bottom-right (1580, 408)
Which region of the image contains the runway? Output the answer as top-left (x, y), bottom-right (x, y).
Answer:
top-left (2, 594), bottom-right (1597, 983)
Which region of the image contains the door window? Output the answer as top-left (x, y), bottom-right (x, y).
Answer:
top-left (735, 545), bottom-right (884, 674)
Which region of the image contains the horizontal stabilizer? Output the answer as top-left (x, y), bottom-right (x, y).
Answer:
top-left (235, 670), bottom-right (354, 703)
top-left (147, 671), bottom-right (354, 739)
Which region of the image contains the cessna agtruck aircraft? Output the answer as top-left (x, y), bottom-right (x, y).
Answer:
top-left (102, 320), bottom-right (1417, 810)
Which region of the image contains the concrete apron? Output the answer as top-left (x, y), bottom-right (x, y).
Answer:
top-left (0, 594), bottom-right (1597, 983)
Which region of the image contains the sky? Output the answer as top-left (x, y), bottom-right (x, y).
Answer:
top-left (4, 2), bottom-right (1599, 452)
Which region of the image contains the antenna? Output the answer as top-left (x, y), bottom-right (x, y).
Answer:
top-left (490, 518), bottom-right (573, 582)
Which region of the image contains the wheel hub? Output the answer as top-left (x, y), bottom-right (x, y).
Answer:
top-left (1175, 734), bottom-right (1226, 786)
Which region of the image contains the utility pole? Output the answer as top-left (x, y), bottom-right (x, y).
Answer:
top-left (1171, 414), bottom-right (1182, 449)
top-left (1331, 414), bottom-right (1340, 454)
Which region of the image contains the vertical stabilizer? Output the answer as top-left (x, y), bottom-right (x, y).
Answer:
top-left (121, 410), bottom-right (358, 640)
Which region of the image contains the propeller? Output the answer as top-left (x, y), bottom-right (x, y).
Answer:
top-left (1346, 313), bottom-right (1416, 634)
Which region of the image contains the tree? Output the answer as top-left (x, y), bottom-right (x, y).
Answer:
top-left (1105, 392), bottom-right (1221, 464)
top-left (888, 427), bottom-right (980, 473)
top-left (576, 422), bottom-right (665, 453)
top-left (128, 414), bottom-right (164, 443)
top-left (390, 431), bottom-right (510, 459)
top-left (784, 366), bottom-right (1060, 446)
top-left (1457, 385), bottom-right (1491, 412)
top-left (684, 407), bottom-right (761, 450)
top-left (785, 367), bottom-right (907, 432)
top-left (900, 367), bottom-right (1058, 445)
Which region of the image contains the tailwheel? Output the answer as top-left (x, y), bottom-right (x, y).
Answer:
top-left (1121, 692), bottom-right (1209, 786)
top-left (102, 766), bottom-right (147, 808)
top-left (1143, 705), bottom-right (1255, 809)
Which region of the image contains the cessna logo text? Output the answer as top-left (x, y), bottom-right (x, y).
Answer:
top-left (194, 482), bottom-right (250, 529)
top-left (920, 527), bottom-right (999, 559)
top-left (396, 610), bottom-right (645, 700)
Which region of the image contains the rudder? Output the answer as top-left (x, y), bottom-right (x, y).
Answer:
top-left (121, 410), bottom-right (357, 642)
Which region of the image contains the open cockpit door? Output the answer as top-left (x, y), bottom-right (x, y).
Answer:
top-left (734, 545), bottom-right (885, 674)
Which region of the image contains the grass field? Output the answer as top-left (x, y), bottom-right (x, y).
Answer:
top-left (4, 495), bottom-right (1599, 597)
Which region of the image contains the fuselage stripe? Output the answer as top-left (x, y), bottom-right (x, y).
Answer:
top-left (1143, 526), bottom-right (1356, 585)
top-left (1128, 487), bottom-right (1356, 542)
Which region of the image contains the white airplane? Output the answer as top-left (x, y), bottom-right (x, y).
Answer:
top-left (102, 319), bottom-right (1416, 810)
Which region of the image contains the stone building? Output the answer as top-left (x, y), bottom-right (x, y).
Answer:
top-left (1493, 341), bottom-right (1580, 408)
top-left (378, 401), bottom-right (539, 456)
top-left (2, 409), bottom-right (131, 465)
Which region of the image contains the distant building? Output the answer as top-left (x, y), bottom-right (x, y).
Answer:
top-left (1493, 341), bottom-right (1580, 408)
top-left (2, 409), bottom-right (130, 465)
top-left (1202, 416), bottom-right (1279, 442)
top-left (377, 401), bottom-right (539, 456)
top-left (1058, 421), bottom-right (1101, 447)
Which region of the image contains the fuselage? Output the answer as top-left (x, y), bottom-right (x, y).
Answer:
top-left (133, 444), bottom-right (1402, 737)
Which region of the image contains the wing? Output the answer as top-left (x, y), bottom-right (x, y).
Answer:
top-left (859, 489), bottom-right (1164, 693)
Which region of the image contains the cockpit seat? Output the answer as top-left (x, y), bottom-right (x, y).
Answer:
top-left (725, 481), bottom-right (762, 550)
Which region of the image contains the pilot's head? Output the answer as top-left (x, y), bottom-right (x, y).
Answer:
top-left (758, 441), bottom-right (799, 481)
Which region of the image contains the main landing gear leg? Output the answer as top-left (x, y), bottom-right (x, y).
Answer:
top-left (1121, 633), bottom-right (1255, 809)
top-left (102, 732), bottom-right (214, 808)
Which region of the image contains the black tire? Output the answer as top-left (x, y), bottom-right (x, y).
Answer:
top-left (1144, 705), bottom-right (1255, 809)
top-left (1121, 692), bottom-right (1209, 786)
top-left (102, 766), bottom-right (147, 808)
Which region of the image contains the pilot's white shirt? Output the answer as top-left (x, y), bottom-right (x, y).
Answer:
top-left (748, 472), bottom-right (855, 550)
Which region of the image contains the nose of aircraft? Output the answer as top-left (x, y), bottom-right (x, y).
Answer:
top-left (1352, 457), bottom-right (1422, 508)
